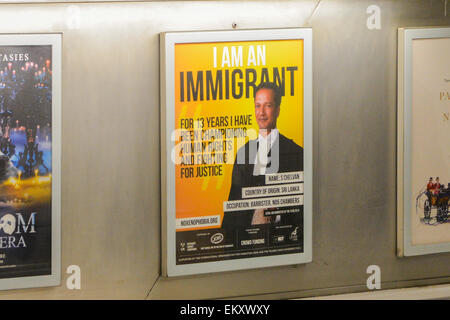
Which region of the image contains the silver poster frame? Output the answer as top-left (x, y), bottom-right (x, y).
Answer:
top-left (397, 27), bottom-right (450, 257)
top-left (0, 33), bottom-right (61, 289)
top-left (161, 28), bottom-right (313, 276)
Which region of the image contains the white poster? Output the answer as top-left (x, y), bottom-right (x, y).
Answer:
top-left (398, 27), bottom-right (450, 256)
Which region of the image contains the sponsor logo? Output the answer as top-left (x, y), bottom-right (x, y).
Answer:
top-left (210, 233), bottom-right (224, 244)
top-left (241, 238), bottom-right (265, 246)
top-left (290, 227), bottom-right (298, 241)
top-left (273, 235), bottom-right (285, 243)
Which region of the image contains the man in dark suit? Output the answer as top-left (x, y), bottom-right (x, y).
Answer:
top-left (221, 82), bottom-right (303, 229)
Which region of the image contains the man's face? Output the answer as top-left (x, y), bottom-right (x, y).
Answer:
top-left (254, 88), bottom-right (280, 131)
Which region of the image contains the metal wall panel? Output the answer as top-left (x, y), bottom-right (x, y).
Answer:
top-left (0, 0), bottom-right (447, 299)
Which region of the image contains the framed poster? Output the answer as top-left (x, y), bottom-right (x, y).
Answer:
top-left (0, 34), bottom-right (61, 289)
top-left (397, 27), bottom-right (450, 256)
top-left (161, 28), bottom-right (312, 276)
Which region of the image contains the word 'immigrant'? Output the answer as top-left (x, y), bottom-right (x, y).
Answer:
top-left (179, 67), bottom-right (298, 102)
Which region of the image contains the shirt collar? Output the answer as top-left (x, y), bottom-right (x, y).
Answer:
top-left (257, 128), bottom-right (279, 149)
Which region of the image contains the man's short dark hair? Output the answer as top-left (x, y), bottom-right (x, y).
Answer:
top-left (254, 82), bottom-right (282, 107)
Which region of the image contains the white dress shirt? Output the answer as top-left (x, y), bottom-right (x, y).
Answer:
top-left (252, 129), bottom-right (280, 223)
top-left (253, 129), bottom-right (278, 176)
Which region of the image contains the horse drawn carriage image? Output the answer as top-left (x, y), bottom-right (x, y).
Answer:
top-left (416, 179), bottom-right (450, 225)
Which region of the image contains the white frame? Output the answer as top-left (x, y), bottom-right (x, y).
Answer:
top-left (0, 33), bottom-right (61, 289)
top-left (161, 28), bottom-right (313, 276)
top-left (397, 27), bottom-right (450, 257)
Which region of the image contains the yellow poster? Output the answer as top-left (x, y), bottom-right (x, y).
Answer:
top-left (162, 29), bottom-right (312, 273)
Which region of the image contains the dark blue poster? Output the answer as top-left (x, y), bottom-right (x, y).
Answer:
top-left (0, 45), bottom-right (53, 279)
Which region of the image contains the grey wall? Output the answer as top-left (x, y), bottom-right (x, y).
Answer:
top-left (0, 0), bottom-right (448, 299)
